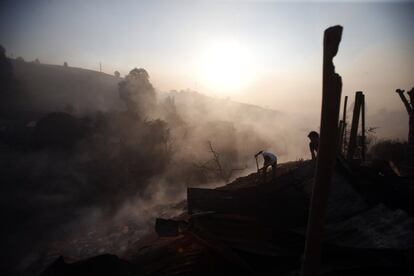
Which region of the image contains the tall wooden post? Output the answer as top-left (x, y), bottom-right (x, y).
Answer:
top-left (346, 91), bottom-right (363, 161)
top-left (337, 95), bottom-right (348, 154)
top-left (337, 120), bottom-right (344, 153)
top-left (301, 25), bottom-right (343, 276)
top-left (361, 94), bottom-right (366, 161)
top-left (342, 96), bottom-right (348, 123)
top-left (341, 96), bottom-right (348, 152)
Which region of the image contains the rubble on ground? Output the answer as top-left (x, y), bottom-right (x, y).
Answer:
top-left (41, 159), bottom-right (414, 275)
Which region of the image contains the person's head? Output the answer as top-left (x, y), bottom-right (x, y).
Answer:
top-left (308, 131), bottom-right (319, 142)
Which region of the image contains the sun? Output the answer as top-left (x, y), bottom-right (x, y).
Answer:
top-left (198, 40), bottom-right (254, 95)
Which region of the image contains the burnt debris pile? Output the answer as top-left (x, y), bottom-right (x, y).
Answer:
top-left (42, 158), bottom-right (414, 275)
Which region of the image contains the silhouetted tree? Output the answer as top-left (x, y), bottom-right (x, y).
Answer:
top-left (396, 88), bottom-right (414, 145)
top-left (146, 119), bottom-right (172, 162)
top-left (118, 68), bottom-right (156, 118)
top-left (114, 71), bottom-right (120, 78)
top-left (162, 96), bottom-right (184, 127)
top-left (34, 58), bottom-right (40, 64)
top-left (16, 56), bottom-right (25, 62)
top-left (63, 61), bottom-right (68, 67)
top-left (33, 112), bottom-right (86, 150)
top-left (0, 45), bottom-right (13, 96)
top-left (195, 141), bottom-right (245, 184)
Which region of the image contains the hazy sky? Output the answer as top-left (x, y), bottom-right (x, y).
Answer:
top-left (1, 0), bottom-right (413, 138)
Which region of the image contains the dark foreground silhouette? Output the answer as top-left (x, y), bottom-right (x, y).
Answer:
top-left (40, 159), bottom-right (414, 275)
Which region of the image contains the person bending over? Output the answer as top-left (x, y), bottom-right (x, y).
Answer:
top-left (254, 150), bottom-right (277, 182)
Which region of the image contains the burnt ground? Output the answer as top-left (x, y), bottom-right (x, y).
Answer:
top-left (40, 159), bottom-right (414, 275)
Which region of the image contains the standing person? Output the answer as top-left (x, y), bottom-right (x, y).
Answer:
top-left (254, 150), bottom-right (277, 182)
top-left (308, 131), bottom-right (320, 160)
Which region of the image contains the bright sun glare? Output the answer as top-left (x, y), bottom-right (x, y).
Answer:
top-left (198, 40), bottom-right (254, 95)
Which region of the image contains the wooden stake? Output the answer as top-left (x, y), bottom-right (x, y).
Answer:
top-left (347, 91), bottom-right (363, 161)
top-left (301, 25), bottom-right (343, 276)
top-left (361, 94), bottom-right (366, 161)
top-left (338, 94), bottom-right (348, 154)
top-left (342, 96), bottom-right (348, 123)
top-left (340, 96), bottom-right (348, 153)
top-left (337, 120), bottom-right (344, 154)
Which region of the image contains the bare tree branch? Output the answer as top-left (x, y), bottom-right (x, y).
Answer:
top-left (396, 89), bottom-right (412, 114)
top-left (408, 88), bottom-right (414, 111)
top-left (194, 141), bottom-right (246, 184)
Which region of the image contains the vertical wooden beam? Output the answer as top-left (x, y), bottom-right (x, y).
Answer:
top-left (301, 25), bottom-right (343, 276)
top-left (337, 120), bottom-right (344, 154)
top-left (408, 88), bottom-right (414, 146)
top-left (346, 91), bottom-right (363, 161)
top-left (342, 96), bottom-right (348, 123)
top-left (338, 96), bottom-right (348, 154)
top-left (341, 96), bottom-right (348, 153)
top-left (361, 94), bottom-right (366, 161)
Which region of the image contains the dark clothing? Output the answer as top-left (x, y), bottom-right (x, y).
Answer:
top-left (308, 131), bottom-right (320, 160)
top-left (255, 151), bottom-right (277, 183)
top-left (263, 159), bottom-right (277, 182)
top-left (309, 141), bottom-right (319, 160)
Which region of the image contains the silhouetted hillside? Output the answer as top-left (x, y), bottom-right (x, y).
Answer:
top-left (11, 59), bottom-right (124, 114)
top-left (10, 60), bottom-right (281, 123)
top-left (7, 60), bottom-right (313, 162)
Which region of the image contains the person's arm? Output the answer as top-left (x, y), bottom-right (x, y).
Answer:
top-left (254, 150), bottom-right (263, 157)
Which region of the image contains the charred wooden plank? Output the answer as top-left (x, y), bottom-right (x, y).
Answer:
top-left (347, 91), bottom-right (363, 161)
top-left (155, 218), bottom-right (184, 237)
top-left (301, 25), bottom-right (343, 276)
top-left (361, 93), bottom-right (366, 161)
top-left (337, 120), bottom-right (344, 154)
top-left (338, 95), bottom-right (348, 154)
top-left (187, 184), bottom-right (309, 228)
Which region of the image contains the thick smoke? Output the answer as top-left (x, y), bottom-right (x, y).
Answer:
top-left (0, 61), bottom-right (315, 275)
